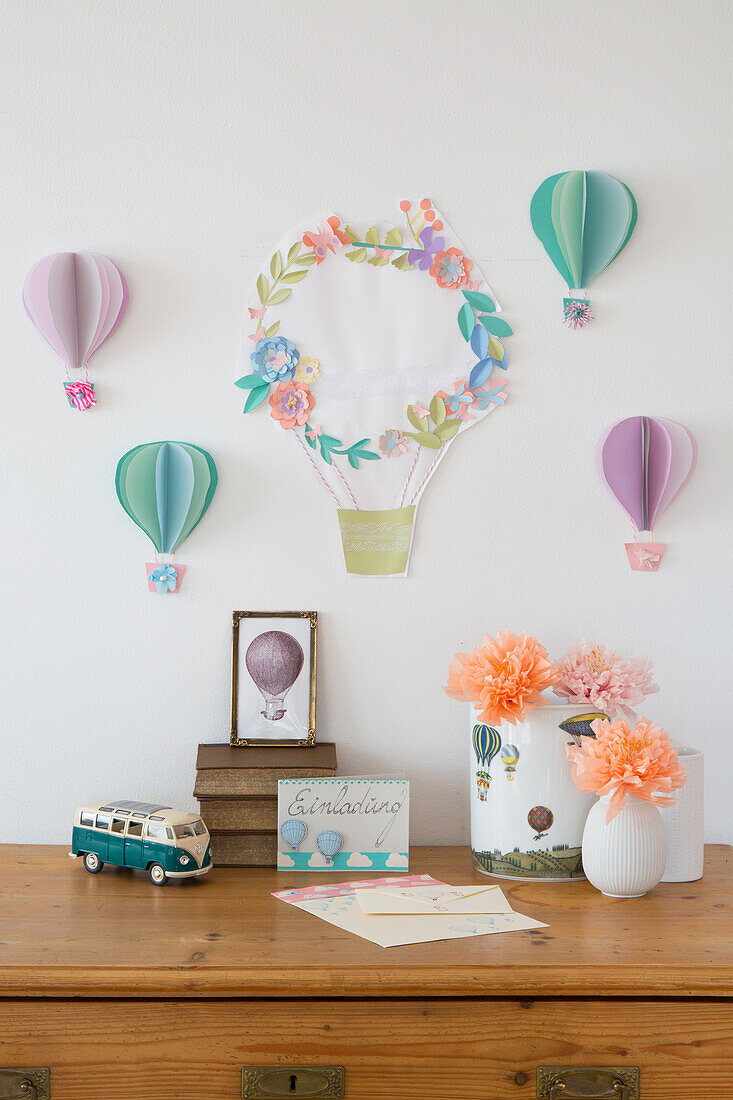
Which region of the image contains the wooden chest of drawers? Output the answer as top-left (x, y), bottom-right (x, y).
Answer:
top-left (0, 844), bottom-right (731, 1098)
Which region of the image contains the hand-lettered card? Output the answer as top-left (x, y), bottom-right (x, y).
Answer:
top-left (277, 777), bottom-right (409, 871)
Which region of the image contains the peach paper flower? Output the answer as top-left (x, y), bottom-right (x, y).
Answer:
top-left (566, 717), bottom-right (686, 822)
top-left (444, 630), bottom-right (558, 726)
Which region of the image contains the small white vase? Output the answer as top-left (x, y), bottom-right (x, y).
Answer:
top-left (582, 795), bottom-right (667, 897)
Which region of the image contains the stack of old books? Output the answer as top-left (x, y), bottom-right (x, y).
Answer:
top-left (194, 742), bottom-right (338, 866)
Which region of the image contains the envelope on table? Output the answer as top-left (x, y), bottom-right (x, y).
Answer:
top-left (355, 884), bottom-right (513, 915)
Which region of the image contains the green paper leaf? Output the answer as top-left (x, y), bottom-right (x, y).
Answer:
top-left (256, 273), bottom-right (269, 305)
top-left (281, 270), bottom-right (308, 283)
top-left (430, 394), bottom-right (446, 426)
top-left (392, 253), bottom-right (411, 271)
top-left (368, 254), bottom-right (388, 267)
top-left (462, 289), bottom-right (496, 312)
top-left (264, 321), bottom-right (280, 338)
top-left (295, 253), bottom-right (317, 266)
top-left (342, 224), bottom-right (359, 242)
top-left (405, 431), bottom-right (442, 449)
top-left (287, 240), bottom-right (301, 262)
top-left (234, 373), bottom-right (266, 389)
top-left (348, 452), bottom-right (359, 469)
top-left (434, 418), bottom-right (461, 441)
top-left (270, 251), bottom-right (282, 280)
top-left (365, 226), bottom-right (379, 247)
top-left (385, 227), bottom-right (403, 247)
top-left (243, 385), bottom-right (269, 412)
top-left (478, 314), bottom-right (513, 338)
top-left (407, 404), bottom-right (428, 431)
top-left (457, 302), bottom-right (474, 341)
top-left (346, 248), bottom-right (367, 263)
top-left (488, 336), bottom-right (505, 361)
top-left (268, 288), bottom-right (292, 306)
top-left (355, 447), bottom-right (380, 461)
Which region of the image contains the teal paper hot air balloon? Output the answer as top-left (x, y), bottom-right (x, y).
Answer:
top-left (530, 171), bottom-right (637, 327)
top-left (116, 441), bottom-right (218, 594)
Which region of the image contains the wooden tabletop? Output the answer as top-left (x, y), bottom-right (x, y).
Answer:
top-left (1, 844), bottom-right (731, 999)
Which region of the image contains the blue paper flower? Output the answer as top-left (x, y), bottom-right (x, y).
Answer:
top-left (251, 336), bottom-right (300, 384)
top-left (148, 564), bottom-right (178, 595)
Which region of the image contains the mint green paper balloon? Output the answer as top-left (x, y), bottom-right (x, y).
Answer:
top-left (116, 441), bottom-right (218, 554)
top-left (530, 171), bottom-right (637, 321)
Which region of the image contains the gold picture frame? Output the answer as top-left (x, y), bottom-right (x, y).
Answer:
top-left (230, 611), bottom-right (317, 747)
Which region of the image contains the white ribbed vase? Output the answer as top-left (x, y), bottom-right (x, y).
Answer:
top-left (582, 795), bottom-right (667, 898)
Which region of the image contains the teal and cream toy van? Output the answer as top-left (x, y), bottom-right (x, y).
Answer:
top-left (69, 800), bottom-right (212, 885)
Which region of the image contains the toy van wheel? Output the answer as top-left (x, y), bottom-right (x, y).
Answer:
top-left (83, 852), bottom-right (103, 874)
top-left (148, 863), bottom-right (168, 886)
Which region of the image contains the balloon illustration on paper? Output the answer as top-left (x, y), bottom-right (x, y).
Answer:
top-left (316, 830), bottom-right (343, 865)
top-left (528, 805), bottom-right (554, 840)
top-left (23, 251), bottom-right (128, 409)
top-left (473, 724), bottom-right (501, 799)
top-left (500, 744), bottom-right (519, 780)
top-left (600, 416), bottom-right (697, 571)
top-left (246, 632), bottom-right (304, 721)
top-left (530, 171), bottom-right (637, 327)
top-left (280, 819), bottom-right (308, 852)
top-left (115, 441), bottom-right (218, 593)
top-left (235, 199), bottom-right (511, 576)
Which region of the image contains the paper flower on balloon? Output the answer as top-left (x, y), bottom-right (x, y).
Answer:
top-left (235, 198), bottom-right (513, 575)
top-left (116, 441), bottom-right (217, 594)
top-left (251, 336), bottom-right (300, 383)
top-left (23, 251), bottom-right (127, 409)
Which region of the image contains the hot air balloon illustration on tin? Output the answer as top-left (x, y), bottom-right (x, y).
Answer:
top-left (500, 744), bottom-right (519, 780)
top-left (472, 724), bottom-right (501, 798)
top-left (280, 819), bottom-right (307, 852)
top-left (23, 251), bottom-right (128, 409)
top-left (115, 441), bottom-right (218, 593)
top-left (316, 830), bottom-right (343, 865)
top-left (559, 712), bottom-right (608, 746)
top-left (246, 632), bottom-right (304, 721)
top-left (530, 171), bottom-right (637, 327)
top-left (528, 805), bottom-right (554, 840)
top-left (600, 416), bottom-right (697, 571)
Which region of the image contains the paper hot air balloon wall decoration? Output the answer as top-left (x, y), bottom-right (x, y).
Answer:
top-left (600, 416), bottom-right (697, 571)
top-left (23, 251), bottom-right (128, 410)
top-left (530, 171), bottom-right (637, 328)
top-left (235, 199), bottom-right (511, 576)
top-left (115, 441), bottom-right (218, 593)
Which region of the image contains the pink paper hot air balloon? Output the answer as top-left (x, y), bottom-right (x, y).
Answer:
top-left (600, 416), bottom-right (697, 570)
top-left (23, 252), bottom-right (128, 410)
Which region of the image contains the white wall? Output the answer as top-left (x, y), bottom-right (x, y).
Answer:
top-left (1, 0), bottom-right (730, 845)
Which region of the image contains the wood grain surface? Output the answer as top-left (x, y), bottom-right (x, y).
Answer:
top-left (0, 998), bottom-right (730, 1099)
top-left (0, 845), bottom-right (730, 999)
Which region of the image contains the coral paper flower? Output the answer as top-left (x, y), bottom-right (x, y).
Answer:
top-left (554, 641), bottom-right (658, 719)
top-left (444, 630), bottom-right (558, 726)
top-left (430, 247), bottom-right (473, 289)
top-left (269, 381), bottom-right (314, 430)
top-left (566, 717), bottom-right (686, 821)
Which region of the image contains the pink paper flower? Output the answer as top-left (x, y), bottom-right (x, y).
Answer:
top-left (554, 641), bottom-right (658, 719)
top-left (566, 717), bottom-right (686, 821)
top-left (269, 381), bottom-right (314, 430)
top-left (444, 630), bottom-right (558, 727)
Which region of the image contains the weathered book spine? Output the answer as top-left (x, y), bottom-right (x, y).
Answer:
top-left (194, 766), bottom-right (336, 798)
top-left (198, 798), bottom-right (278, 832)
top-left (209, 832), bottom-right (278, 866)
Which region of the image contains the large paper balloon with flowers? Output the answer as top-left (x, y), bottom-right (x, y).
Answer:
top-left (23, 251), bottom-right (127, 410)
top-left (600, 416), bottom-right (696, 571)
top-left (235, 199), bottom-right (512, 575)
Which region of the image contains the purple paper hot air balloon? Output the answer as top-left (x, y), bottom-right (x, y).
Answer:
top-left (23, 251), bottom-right (128, 410)
top-left (600, 416), bottom-right (696, 571)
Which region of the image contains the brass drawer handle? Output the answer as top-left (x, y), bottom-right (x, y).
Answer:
top-left (242, 1066), bottom-right (344, 1098)
top-left (0, 1069), bottom-right (50, 1100)
top-left (537, 1066), bottom-right (640, 1099)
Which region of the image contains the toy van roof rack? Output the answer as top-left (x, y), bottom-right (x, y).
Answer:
top-left (99, 801), bottom-right (171, 816)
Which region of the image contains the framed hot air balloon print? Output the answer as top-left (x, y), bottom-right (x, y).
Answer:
top-left (230, 611), bottom-right (317, 746)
